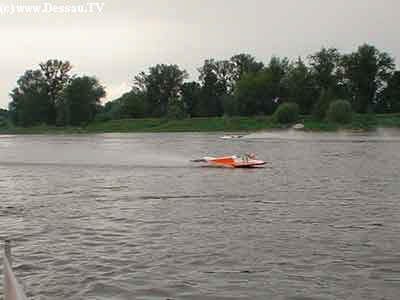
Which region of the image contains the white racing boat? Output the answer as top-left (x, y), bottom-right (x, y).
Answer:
top-left (220, 135), bottom-right (244, 140)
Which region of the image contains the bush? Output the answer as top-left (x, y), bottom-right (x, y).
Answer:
top-left (94, 112), bottom-right (112, 122)
top-left (166, 97), bottom-right (187, 120)
top-left (312, 88), bottom-right (336, 120)
top-left (221, 95), bottom-right (238, 117)
top-left (326, 100), bottom-right (353, 123)
top-left (274, 102), bottom-right (300, 124)
top-left (0, 117), bottom-right (9, 128)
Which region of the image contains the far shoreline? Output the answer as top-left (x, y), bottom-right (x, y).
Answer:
top-left (0, 114), bottom-right (400, 135)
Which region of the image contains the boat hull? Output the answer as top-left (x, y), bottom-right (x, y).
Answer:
top-left (199, 156), bottom-right (267, 168)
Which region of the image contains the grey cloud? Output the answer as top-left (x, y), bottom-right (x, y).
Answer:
top-left (1, 0), bottom-right (399, 107)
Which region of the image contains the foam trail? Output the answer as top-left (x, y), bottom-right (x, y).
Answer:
top-left (243, 128), bottom-right (400, 142)
top-left (135, 153), bottom-right (192, 167)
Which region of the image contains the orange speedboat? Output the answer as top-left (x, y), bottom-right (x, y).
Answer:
top-left (191, 154), bottom-right (266, 168)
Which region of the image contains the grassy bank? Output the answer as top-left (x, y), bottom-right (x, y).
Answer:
top-left (1, 114), bottom-right (400, 134)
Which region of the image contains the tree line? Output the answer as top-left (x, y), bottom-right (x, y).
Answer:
top-left (6, 44), bottom-right (400, 127)
top-left (8, 60), bottom-right (105, 126)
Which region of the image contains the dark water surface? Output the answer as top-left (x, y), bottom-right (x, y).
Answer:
top-left (0, 131), bottom-right (400, 300)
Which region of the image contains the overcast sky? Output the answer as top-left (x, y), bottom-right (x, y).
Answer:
top-left (0, 0), bottom-right (399, 108)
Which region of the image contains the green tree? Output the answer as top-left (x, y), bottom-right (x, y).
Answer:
top-left (201, 59), bottom-right (235, 93)
top-left (266, 56), bottom-right (290, 102)
top-left (99, 99), bottom-right (125, 120)
top-left (221, 94), bottom-right (239, 116)
top-left (326, 100), bottom-right (353, 123)
top-left (99, 90), bottom-right (149, 121)
top-left (230, 53), bottom-right (264, 83)
top-left (341, 44), bottom-right (395, 113)
top-left (39, 59), bottom-right (72, 124)
top-left (312, 87), bottom-right (336, 120)
top-left (286, 57), bottom-right (318, 114)
top-left (233, 58), bottom-right (291, 117)
top-left (197, 56), bottom-right (263, 116)
top-left (0, 109), bottom-right (8, 118)
top-left (134, 64), bottom-right (188, 117)
top-left (64, 76), bottom-right (106, 126)
top-left (166, 97), bottom-right (186, 120)
top-left (0, 109), bottom-right (8, 127)
top-left (0, 109), bottom-right (8, 126)
top-left (234, 70), bottom-right (277, 116)
top-left (197, 59), bottom-right (233, 116)
top-left (274, 102), bottom-right (300, 124)
top-left (377, 71), bottom-right (400, 113)
top-left (309, 47), bottom-right (341, 92)
top-left (120, 90), bottom-right (148, 118)
top-left (9, 70), bottom-right (52, 126)
top-left (8, 60), bottom-right (73, 126)
top-left (181, 81), bottom-right (201, 117)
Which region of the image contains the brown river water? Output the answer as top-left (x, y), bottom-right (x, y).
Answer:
top-left (0, 130), bottom-right (400, 300)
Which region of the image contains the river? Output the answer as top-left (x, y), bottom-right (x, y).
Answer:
top-left (0, 130), bottom-right (400, 300)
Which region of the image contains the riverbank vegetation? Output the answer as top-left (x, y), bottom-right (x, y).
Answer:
top-left (1, 43), bottom-right (400, 133)
top-left (1, 114), bottom-right (400, 135)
